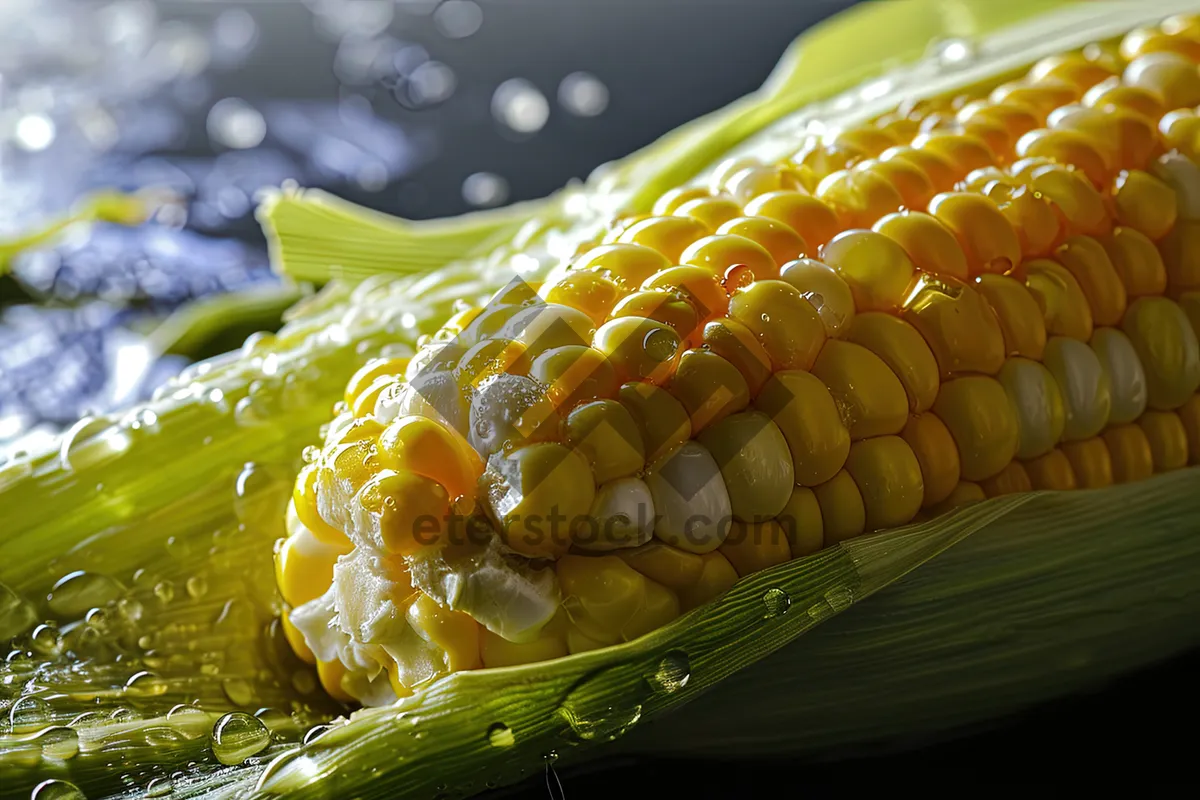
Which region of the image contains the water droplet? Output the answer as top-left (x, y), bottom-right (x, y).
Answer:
top-left (146, 778), bottom-right (174, 797)
top-left (303, 724), bottom-right (333, 744)
top-left (119, 597), bottom-right (144, 622)
top-left (824, 586), bottom-right (854, 612)
top-left (186, 576), bottom-right (208, 599)
top-left (207, 97), bottom-right (266, 149)
top-left (167, 704), bottom-right (208, 723)
top-left (60, 416), bottom-right (130, 471)
top-left (37, 726), bottom-right (80, 760)
top-left (144, 726), bottom-right (186, 746)
top-left (222, 677), bottom-right (254, 707)
top-left (9, 696), bottom-right (50, 730)
top-left (0, 582), bottom-right (37, 639)
top-left (125, 671), bottom-right (169, 697)
top-left (154, 581), bottom-right (176, 605)
top-left (29, 624), bottom-right (62, 655)
top-left (30, 779), bottom-right (85, 800)
top-left (558, 676), bottom-right (644, 742)
top-left (301, 445), bottom-right (321, 464)
top-left (84, 607), bottom-right (109, 631)
top-left (46, 572), bottom-right (123, 618)
top-left (649, 651), bottom-right (691, 693)
top-left (931, 37), bottom-right (977, 66)
top-left (212, 712), bottom-right (270, 766)
top-left (462, 172), bottom-right (509, 208)
top-left (762, 587), bottom-right (791, 618)
top-left (486, 722), bottom-right (514, 748)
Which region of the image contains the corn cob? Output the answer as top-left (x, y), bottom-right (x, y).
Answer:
top-left (278, 12), bottom-right (1200, 707)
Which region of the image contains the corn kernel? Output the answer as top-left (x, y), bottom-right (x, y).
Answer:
top-left (1102, 424), bottom-right (1155, 484)
top-left (345, 357), bottom-right (411, 409)
top-left (618, 215), bottom-right (710, 263)
top-left (379, 415), bottom-right (483, 503)
top-left (754, 369), bottom-right (851, 486)
top-left (455, 338), bottom-right (531, 389)
top-left (1016, 128), bottom-right (1111, 188)
top-left (281, 609), bottom-right (315, 665)
top-left (980, 460), bottom-right (1033, 497)
top-left (1122, 296), bottom-right (1200, 410)
top-left (541, 271), bottom-right (621, 326)
top-left (609, 290), bottom-right (700, 343)
top-left (482, 443), bottom-right (595, 560)
top-left (812, 469), bottom-right (866, 545)
top-left (1178, 394), bottom-right (1200, 463)
top-left (728, 279), bottom-right (826, 371)
top-left (815, 167), bottom-right (904, 229)
top-left (873, 210), bottom-right (969, 283)
top-left (719, 519), bottom-right (791, 578)
top-left (699, 411), bottom-right (793, 522)
top-left (911, 131), bottom-right (996, 181)
top-left (985, 182), bottom-right (1062, 259)
top-left (681, 233), bottom-right (778, 282)
top-left (408, 592), bottom-right (481, 673)
top-left (1054, 236), bottom-right (1128, 326)
top-left (743, 191), bottom-right (841, 250)
top-left (675, 195), bottom-right (742, 231)
top-left (900, 413), bottom-right (961, 508)
top-left (841, 312), bottom-right (939, 414)
top-left (933, 376), bottom-right (1020, 481)
top-left (275, 525), bottom-right (351, 608)
top-left (725, 165), bottom-right (803, 203)
top-left (815, 340), bottom-right (910, 440)
top-left (701, 317), bottom-right (773, 397)
top-left (1021, 163), bottom-right (1111, 239)
top-left (593, 316), bottom-right (682, 386)
top-left (1139, 411), bottom-right (1189, 471)
top-left (1025, 259), bottom-right (1095, 341)
top-left (1023, 448), bottom-right (1077, 490)
top-left (622, 579), bottom-right (681, 640)
top-left (991, 78), bottom-right (1079, 117)
top-left (1029, 52), bottom-right (1116, 91)
top-left (575, 243), bottom-right (671, 290)
top-left (293, 464), bottom-right (348, 546)
top-left (1089, 327), bottom-right (1149, 425)
top-left (530, 345), bottom-right (619, 411)
top-left (1061, 436), bottom-right (1114, 488)
top-left (821, 229), bottom-right (917, 312)
top-left (843, 435), bottom-right (924, 530)
top-left (316, 659), bottom-right (354, 704)
top-left (1043, 335), bottom-right (1113, 441)
top-left (1082, 76), bottom-right (1166, 118)
top-left (480, 612), bottom-right (568, 668)
top-left (1123, 52), bottom-right (1200, 110)
top-left (778, 487), bottom-right (824, 558)
top-left (880, 145), bottom-right (959, 193)
top-left (557, 555), bottom-right (647, 644)
top-left (677, 551), bottom-right (739, 612)
top-left (642, 266), bottom-right (730, 326)
top-left (617, 542), bottom-right (705, 593)
top-left (564, 399), bottom-right (645, 484)
top-left (646, 440), bottom-right (731, 554)
top-left (903, 275), bottom-right (1007, 378)
top-left (854, 158), bottom-right (935, 211)
top-left (778, 257), bottom-right (857, 338)
top-left (653, 187), bottom-right (710, 216)
top-left (997, 357), bottom-right (1066, 460)
top-left (717, 216), bottom-right (808, 266)
top-left (1121, 26), bottom-right (1200, 62)
top-left (1101, 226), bottom-right (1169, 299)
top-left (928, 192), bottom-right (1021, 276)
top-left (668, 349), bottom-right (750, 432)
top-left (974, 274), bottom-right (1047, 360)
top-left (618, 382), bottom-right (692, 464)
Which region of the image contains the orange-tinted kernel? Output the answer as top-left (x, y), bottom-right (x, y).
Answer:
top-left (743, 191), bottom-right (841, 251)
top-left (717, 216), bottom-right (808, 266)
top-left (873, 210), bottom-right (969, 282)
top-left (928, 192), bottom-right (1021, 275)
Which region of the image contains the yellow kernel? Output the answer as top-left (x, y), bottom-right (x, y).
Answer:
top-left (357, 470), bottom-right (451, 556)
top-left (1016, 128), bottom-right (1112, 188)
top-left (609, 290), bottom-right (701, 343)
top-left (618, 215), bottom-right (710, 263)
top-left (652, 186), bottom-right (710, 216)
top-left (873, 210), bottom-right (969, 283)
top-left (728, 279), bottom-right (827, 371)
top-left (1122, 296), bottom-right (1200, 410)
top-left (530, 345), bottom-right (619, 411)
top-left (316, 659), bottom-right (354, 704)
top-left (1021, 163), bottom-right (1112, 239)
top-left (281, 610), bottom-right (315, 665)
top-left (593, 316), bottom-right (682, 386)
top-left (667, 349), bottom-right (750, 433)
top-left (1061, 437), bottom-right (1114, 489)
top-left (1025, 259), bottom-right (1095, 341)
top-left (853, 157), bottom-right (935, 211)
top-left (1102, 423), bottom-right (1155, 483)
top-left (844, 435), bottom-right (924, 531)
top-left (1054, 236), bottom-right (1128, 327)
top-left (292, 464), bottom-right (347, 547)
top-left (842, 312), bottom-right (940, 414)
top-left (1123, 52), bottom-right (1200, 110)
top-left (880, 145), bottom-right (959, 193)
top-left (821, 229), bottom-right (917, 312)
top-left (1121, 26), bottom-right (1200, 63)
top-left (755, 369), bottom-right (851, 486)
top-left (777, 487), bottom-right (824, 558)
top-left (980, 460), bottom-right (1032, 497)
top-left (985, 182), bottom-right (1063, 260)
top-left (617, 542), bottom-right (705, 593)
top-left (1139, 410), bottom-right (1190, 471)
top-left (743, 191), bottom-right (841, 250)
top-left (1160, 220), bottom-right (1200, 291)
top-left (701, 317), bottom-right (773, 397)
top-left (1178, 394), bottom-right (1200, 463)
top-left (930, 480), bottom-right (987, 514)
top-left (345, 357), bottom-right (411, 409)
top-left (617, 382), bottom-right (692, 464)
top-left (811, 339), bottom-right (909, 440)
top-left (676, 552), bottom-right (739, 612)
top-left (719, 520), bottom-right (792, 578)
top-left (991, 78), bottom-right (1079, 118)
top-left (1029, 52), bottom-right (1116, 92)
top-left (1048, 104), bottom-right (1158, 171)
top-left (911, 131), bottom-right (996, 181)
top-left (777, 257), bottom-right (857, 338)
top-left (1023, 448), bottom-right (1078, 490)
top-left (680, 233), bottom-right (778, 282)
top-left (717, 216), bottom-right (808, 265)
top-left (815, 167), bottom-right (905, 229)
top-left (812, 469), bottom-right (866, 546)
top-left (675, 195), bottom-right (743, 231)
top-left (455, 337), bottom-right (531, 389)
top-left (1100, 226), bottom-right (1168, 297)
top-left (932, 376), bottom-right (1020, 482)
top-left (575, 243), bottom-right (671, 290)
top-left (1083, 76), bottom-right (1166, 119)
top-left (903, 274), bottom-right (1007, 378)
top-left (928, 192), bottom-right (1021, 276)
top-left (642, 266), bottom-right (730, 325)
top-left (975, 274), bottom-right (1047, 360)
top-left (541, 270), bottom-right (621, 326)
top-left (379, 415), bottom-right (482, 502)
top-left (901, 413), bottom-right (961, 508)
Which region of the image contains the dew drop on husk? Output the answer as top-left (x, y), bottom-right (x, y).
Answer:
top-left (38, 726), bottom-right (80, 760)
top-left (558, 675), bottom-right (644, 742)
top-left (211, 712), bottom-right (270, 766)
top-left (762, 587), bottom-right (791, 618)
top-left (649, 650), bottom-right (691, 694)
top-left (9, 696), bottom-right (51, 730)
top-left (0, 582), bottom-right (37, 640)
top-left (46, 572), bottom-right (123, 618)
top-left (145, 778), bottom-right (174, 797)
top-left (30, 779), bottom-right (86, 800)
top-left (486, 722), bottom-right (514, 748)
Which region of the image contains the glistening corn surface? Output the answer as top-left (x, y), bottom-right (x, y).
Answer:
top-left (281, 15), bottom-right (1200, 707)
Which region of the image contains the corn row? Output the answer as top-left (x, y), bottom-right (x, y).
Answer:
top-left (278, 16), bottom-right (1200, 706)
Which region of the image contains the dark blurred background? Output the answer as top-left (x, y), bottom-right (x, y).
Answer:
top-left (1, 0), bottom-right (1195, 794)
